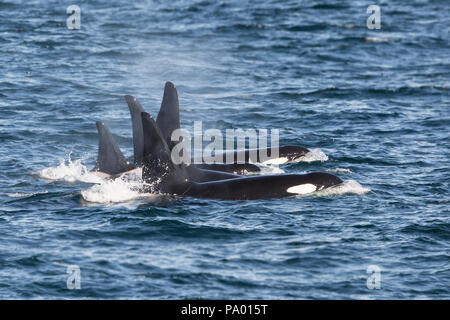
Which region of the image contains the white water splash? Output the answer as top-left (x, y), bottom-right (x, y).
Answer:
top-left (37, 155), bottom-right (103, 184)
top-left (37, 156), bottom-right (161, 204)
top-left (297, 149), bottom-right (329, 162)
top-left (80, 175), bottom-right (149, 203)
top-left (314, 180), bottom-right (370, 197)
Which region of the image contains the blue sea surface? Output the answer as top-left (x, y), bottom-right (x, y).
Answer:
top-left (0, 0), bottom-right (449, 299)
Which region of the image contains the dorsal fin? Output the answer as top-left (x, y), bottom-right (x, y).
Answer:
top-left (141, 112), bottom-right (172, 162)
top-left (141, 112), bottom-right (177, 187)
top-left (94, 122), bottom-right (134, 175)
top-left (156, 81), bottom-right (180, 150)
top-left (125, 95), bottom-right (145, 166)
top-left (125, 82), bottom-right (180, 164)
top-left (141, 112), bottom-right (190, 194)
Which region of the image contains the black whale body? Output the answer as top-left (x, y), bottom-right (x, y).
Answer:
top-left (181, 173), bottom-right (342, 200)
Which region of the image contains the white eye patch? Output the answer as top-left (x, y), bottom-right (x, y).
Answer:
top-left (262, 157), bottom-right (288, 165)
top-left (286, 183), bottom-right (317, 195)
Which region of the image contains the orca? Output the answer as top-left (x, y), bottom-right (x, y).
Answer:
top-left (184, 172), bottom-right (342, 200)
top-left (140, 112), bottom-right (343, 200)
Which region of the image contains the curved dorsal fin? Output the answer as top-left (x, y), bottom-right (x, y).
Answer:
top-left (94, 121), bottom-right (134, 175)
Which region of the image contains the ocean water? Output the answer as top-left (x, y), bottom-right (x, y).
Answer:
top-left (0, 0), bottom-right (448, 299)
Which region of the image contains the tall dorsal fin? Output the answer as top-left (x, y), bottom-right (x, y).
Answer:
top-left (156, 81), bottom-right (180, 150)
top-left (125, 95), bottom-right (145, 165)
top-left (94, 122), bottom-right (134, 175)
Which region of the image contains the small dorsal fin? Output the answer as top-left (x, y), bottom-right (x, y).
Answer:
top-left (94, 121), bottom-right (134, 175)
top-left (156, 81), bottom-right (180, 149)
top-left (125, 95), bottom-right (145, 166)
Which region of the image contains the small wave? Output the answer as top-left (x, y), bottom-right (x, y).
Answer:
top-left (4, 191), bottom-right (48, 198)
top-left (314, 180), bottom-right (370, 197)
top-left (365, 37), bottom-right (391, 43)
top-left (326, 168), bottom-right (353, 173)
top-left (37, 154), bottom-right (103, 184)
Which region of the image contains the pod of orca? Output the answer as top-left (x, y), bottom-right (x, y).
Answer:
top-left (91, 82), bottom-right (343, 200)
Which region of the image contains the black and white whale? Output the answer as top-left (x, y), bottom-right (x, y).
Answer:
top-left (93, 81), bottom-right (314, 183)
top-left (140, 112), bottom-right (342, 200)
top-left (126, 82), bottom-right (310, 174)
